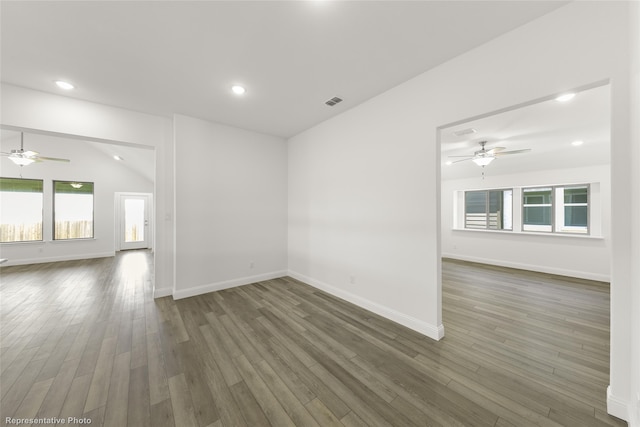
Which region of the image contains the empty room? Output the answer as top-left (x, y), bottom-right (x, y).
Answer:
top-left (1, 1), bottom-right (639, 427)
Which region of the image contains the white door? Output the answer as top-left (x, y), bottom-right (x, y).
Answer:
top-left (119, 194), bottom-right (150, 250)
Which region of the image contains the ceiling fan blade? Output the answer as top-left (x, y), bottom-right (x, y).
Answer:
top-left (494, 149), bottom-right (531, 156)
top-left (451, 158), bottom-right (474, 164)
top-left (23, 150), bottom-right (39, 157)
top-left (36, 156), bottom-right (71, 162)
top-left (447, 155), bottom-right (474, 158)
top-left (486, 147), bottom-right (506, 154)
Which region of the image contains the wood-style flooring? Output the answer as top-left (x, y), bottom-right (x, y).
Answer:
top-left (0, 251), bottom-right (627, 426)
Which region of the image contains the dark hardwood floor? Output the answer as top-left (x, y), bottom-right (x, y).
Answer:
top-left (0, 251), bottom-right (627, 426)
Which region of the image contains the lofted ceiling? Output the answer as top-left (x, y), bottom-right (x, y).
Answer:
top-left (0, 130), bottom-right (155, 183)
top-left (1, 1), bottom-right (569, 138)
top-left (440, 84), bottom-right (610, 181)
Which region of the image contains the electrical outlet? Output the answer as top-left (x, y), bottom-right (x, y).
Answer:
top-left (349, 275), bottom-right (356, 284)
top-left (249, 262), bottom-right (255, 269)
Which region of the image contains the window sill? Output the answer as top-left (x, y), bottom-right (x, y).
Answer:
top-left (1, 240), bottom-right (46, 246)
top-left (49, 238), bottom-right (97, 243)
top-left (452, 228), bottom-right (604, 240)
top-left (1, 238), bottom-right (98, 245)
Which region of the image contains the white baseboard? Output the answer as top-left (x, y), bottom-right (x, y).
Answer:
top-left (607, 385), bottom-right (632, 424)
top-left (442, 253), bottom-right (610, 282)
top-left (287, 270), bottom-right (444, 341)
top-left (0, 252), bottom-right (115, 267)
top-left (153, 287), bottom-right (173, 299)
top-left (172, 270), bottom-right (288, 300)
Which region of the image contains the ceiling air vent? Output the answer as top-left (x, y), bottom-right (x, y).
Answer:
top-left (325, 96), bottom-right (343, 107)
top-left (453, 127), bottom-right (477, 137)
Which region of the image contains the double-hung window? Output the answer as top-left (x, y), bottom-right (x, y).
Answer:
top-left (0, 178), bottom-right (44, 242)
top-left (558, 185), bottom-right (589, 234)
top-left (522, 184), bottom-right (589, 234)
top-left (53, 181), bottom-right (94, 240)
top-left (522, 187), bottom-right (553, 232)
top-left (464, 189), bottom-right (512, 230)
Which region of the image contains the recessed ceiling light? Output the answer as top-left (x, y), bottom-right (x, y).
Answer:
top-left (572, 140), bottom-right (584, 146)
top-left (445, 161), bottom-right (453, 166)
top-left (113, 155), bottom-right (124, 161)
top-left (55, 80), bottom-right (75, 90)
top-left (231, 85), bottom-right (246, 95)
top-left (556, 93), bottom-right (576, 102)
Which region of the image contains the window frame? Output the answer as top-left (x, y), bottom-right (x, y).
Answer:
top-left (522, 187), bottom-right (554, 233)
top-left (0, 177), bottom-right (44, 243)
top-left (557, 184), bottom-right (590, 235)
top-left (463, 188), bottom-right (513, 231)
top-left (53, 180), bottom-right (95, 241)
top-left (521, 184), bottom-right (590, 235)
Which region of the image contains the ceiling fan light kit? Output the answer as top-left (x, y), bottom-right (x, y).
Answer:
top-left (472, 156), bottom-right (495, 166)
top-left (448, 140), bottom-right (531, 168)
top-left (1, 132), bottom-right (71, 166)
top-left (8, 155), bottom-right (36, 166)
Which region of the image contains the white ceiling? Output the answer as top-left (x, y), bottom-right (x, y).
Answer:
top-left (1, 1), bottom-right (569, 138)
top-left (441, 84), bottom-right (610, 181)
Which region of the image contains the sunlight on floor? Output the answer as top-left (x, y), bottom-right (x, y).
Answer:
top-left (119, 250), bottom-right (150, 277)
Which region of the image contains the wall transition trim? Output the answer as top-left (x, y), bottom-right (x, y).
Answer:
top-left (172, 270), bottom-right (288, 300)
top-left (287, 270), bottom-right (444, 341)
top-left (0, 251), bottom-right (115, 267)
top-left (442, 253), bottom-right (610, 283)
top-left (607, 385), bottom-right (632, 424)
top-left (153, 287), bottom-right (173, 299)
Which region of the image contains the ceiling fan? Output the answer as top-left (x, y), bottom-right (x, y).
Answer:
top-left (448, 141), bottom-right (531, 167)
top-left (1, 132), bottom-right (70, 166)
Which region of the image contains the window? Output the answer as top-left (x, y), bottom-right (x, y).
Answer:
top-left (0, 178), bottom-right (44, 242)
top-left (559, 185), bottom-right (589, 233)
top-left (522, 184), bottom-right (589, 234)
top-left (53, 181), bottom-right (94, 240)
top-left (457, 183), bottom-right (593, 236)
top-left (464, 189), bottom-right (512, 230)
top-left (522, 187), bottom-right (553, 232)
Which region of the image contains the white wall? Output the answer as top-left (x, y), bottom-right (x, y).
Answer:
top-left (0, 134), bottom-right (153, 264)
top-left (287, 2), bottom-right (636, 422)
top-left (173, 114), bottom-right (287, 299)
top-left (442, 165), bottom-right (610, 281)
top-left (0, 83), bottom-right (174, 296)
top-left (288, 103), bottom-right (444, 338)
top-left (629, 3), bottom-right (640, 426)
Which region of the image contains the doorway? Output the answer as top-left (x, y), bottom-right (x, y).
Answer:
top-left (435, 81), bottom-right (616, 423)
top-left (116, 192), bottom-right (152, 251)
top-left (438, 82), bottom-right (610, 281)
